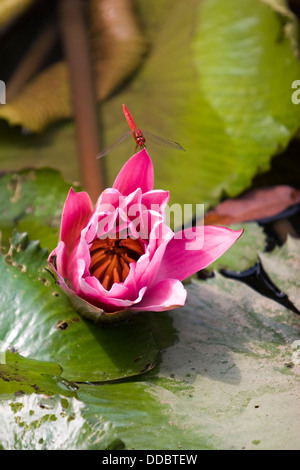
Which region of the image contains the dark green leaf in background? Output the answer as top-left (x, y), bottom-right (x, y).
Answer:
top-left (0, 0), bottom-right (299, 214)
top-left (101, 0), bottom-right (300, 213)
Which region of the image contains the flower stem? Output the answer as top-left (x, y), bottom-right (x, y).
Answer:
top-left (58, 0), bottom-right (105, 202)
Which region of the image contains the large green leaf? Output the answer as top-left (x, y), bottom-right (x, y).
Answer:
top-left (0, 393), bottom-right (123, 450)
top-left (0, 232), bottom-right (159, 382)
top-left (0, 351), bottom-right (78, 398)
top-left (101, 0), bottom-right (300, 210)
top-left (0, 167), bottom-right (73, 251)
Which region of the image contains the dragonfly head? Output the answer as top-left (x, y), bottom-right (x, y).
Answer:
top-left (133, 129), bottom-right (146, 148)
top-left (136, 135), bottom-right (146, 147)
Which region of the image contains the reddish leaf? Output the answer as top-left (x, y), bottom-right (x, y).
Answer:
top-left (205, 186), bottom-right (300, 225)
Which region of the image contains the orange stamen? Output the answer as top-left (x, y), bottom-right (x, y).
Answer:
top-left (89, 235), bottom-right (144, 290)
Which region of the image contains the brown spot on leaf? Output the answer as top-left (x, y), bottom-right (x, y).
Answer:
top-left (55, 320), bottom-right (69, 330)
top-left (39, 277), bottom-right (51, 286)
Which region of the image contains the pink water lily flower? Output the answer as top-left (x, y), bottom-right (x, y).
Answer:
top-left (48, 149), bottom-right (242, 322)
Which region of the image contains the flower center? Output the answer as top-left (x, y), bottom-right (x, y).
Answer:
top-left (89, 236), bottom-right (144, 290)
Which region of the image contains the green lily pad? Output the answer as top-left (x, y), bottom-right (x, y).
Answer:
top-left (77, 254), bottom-right (300, 450)
top-left (259, 235), bottom-right (300, 312)
top-left (0, 232), bottom-right (159, 382)
top-left (0, 167), bottom-right (74, 251)
top-left (0, 393), bottom-right (123, 450)
top-left (207, 222), bottom-right (267, 272)
top-left (0, 350), bottom-right (78, 398)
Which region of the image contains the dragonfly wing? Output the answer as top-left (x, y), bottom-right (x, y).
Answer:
top-left (142, 130), bottom-right (185, 151)
top-left (96, 131), bottom-right (132, 158)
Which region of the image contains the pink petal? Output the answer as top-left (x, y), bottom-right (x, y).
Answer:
top-left (76, 275), bottom-right (148, 313)
top-left (60, 188), bottom-right (93, 254)
top-left (84, 272), bottom-right (134, 301)
top-left (141, 190), bottom-right (170, 213)
top-left (94, 188), bottom-right (122, 212)
top-left (78, 275), bottom-right (134, 311)
top-left (113, 148), bottom-right (153, 195)
top-left (130, 279), bottom-right (187, 312)
top-left (48, 244), bottom-right (76, 296)
top-left (48, 240), bottom-right (67, 278)
top-left (133, 220), bottom-right (173, 288)
top-left (156, 226), bottom-right (243, 282)
top-left (66, 237), bottom-right (91, 291)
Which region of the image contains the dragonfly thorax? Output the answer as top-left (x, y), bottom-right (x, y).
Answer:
top-left (133, 129), bottom-right (146, 147)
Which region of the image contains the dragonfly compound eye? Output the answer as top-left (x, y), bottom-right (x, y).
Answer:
top-left (136, 135), bottom-right (146, 146)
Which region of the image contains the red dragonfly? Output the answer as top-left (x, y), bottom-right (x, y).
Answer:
top-left (97, 104), bottom-right (185, 159)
